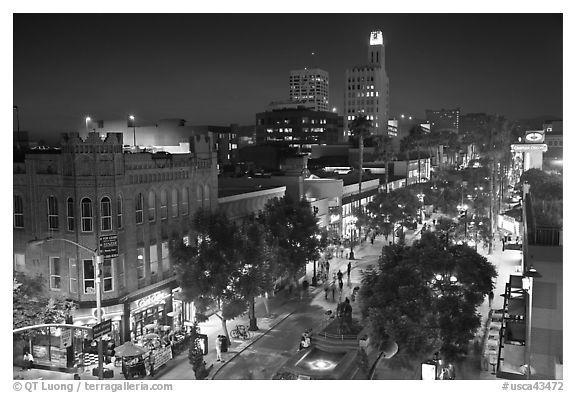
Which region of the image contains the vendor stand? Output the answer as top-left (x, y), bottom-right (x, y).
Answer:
top-left (114, 342), bottom-right (149, 379)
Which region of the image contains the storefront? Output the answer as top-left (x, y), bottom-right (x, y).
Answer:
top-left (128, 288), bottom-right (173, 342)
top-left (171, 288), bottom-right (195, 333)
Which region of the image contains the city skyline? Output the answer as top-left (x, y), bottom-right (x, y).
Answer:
top-left (14, 13), bottom-right (563, 140)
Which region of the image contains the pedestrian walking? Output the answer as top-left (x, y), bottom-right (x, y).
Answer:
top-left (324, 281), bottom-right (329, 299)
top-left (330, 281), bottom-right (336, 301)
top-left (325, 261), bottom-right (330, 277)
top-left (347, 262), bottom-right (351, 280)
top-left (337, 269), bottom-right (343, 283)
top-left (502, 237), bottom-right (506, 251)
top-left (215, 335), bottom-right (222, 362)
top-left (488, 291), bottom-right (494, 307)
top-left (338, 279), bottom-right (344, 293)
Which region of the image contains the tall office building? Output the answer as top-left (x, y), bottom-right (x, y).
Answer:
top-left (289, 68), bottom-right (329, 112)
top-left (344, 30), bottom-right (390, 138)
top-left (425, 107), bottom-right (461, 133)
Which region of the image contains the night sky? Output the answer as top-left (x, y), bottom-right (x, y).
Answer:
top-left (13, 13), bottom-right (563, 140)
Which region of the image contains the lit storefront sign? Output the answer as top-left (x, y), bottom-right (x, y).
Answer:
top-left (130, 289), bottom-right (171, 313)
top-left (524, 131), bottom-right (545, 143)
top-left (511, 144), bottom-right (548, 152)
top-left (330, 214), bottom-right (341, 224)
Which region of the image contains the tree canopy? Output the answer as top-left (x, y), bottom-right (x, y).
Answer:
top-left (359, 232), bottom-right (496, 366)
top-left (13, 272), bottom-right (76, 338)
top-left (258, 196), bottom-right (322, 282)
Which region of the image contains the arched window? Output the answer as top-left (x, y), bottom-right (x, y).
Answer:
top-left (13, 195), bottom-right (24, 228)
top-left (148, 191), bottom-right (156, 222)
top-left (135, 193), bottom-right (144, 224)
top-left (181, 187), bottom-right (189, 215)
top-left (117, 196), bottom-right (123, 229)
top-left (67, 197), bottom-right (74, 231)
top-left (204, 184), bottom-right (210, 209)
top-left (81, 198), bottom-right (93, 232)
top-left (197, 185), bottom-right (203, 209)
top-left (47, 196), bottom-right (59, 230)
top-left (160, 190), bottom-right (167, 219)
top-left (171, 189), bottom-right (178, 217)
top-left (100, 197), bottom-right (112, 231)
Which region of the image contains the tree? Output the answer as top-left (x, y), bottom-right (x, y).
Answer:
top-left (359, 232), bottom-right (496, 367)
top-left (259, 196), bottom-right (322, 285)
top-left (13, 272), bottom-right (76, 338)
top-left (234, 216), bottom-right (277, 330)
top-left (365, 188), bottom-right (420, 244)
top-left (172, 209), bottom-right (246, 340)
top-left (349, 115), bottom-right (374, 248)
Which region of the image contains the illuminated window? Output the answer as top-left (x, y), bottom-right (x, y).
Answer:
top-left (161, 241), bottom-right (170, 274)
top-left (135, 193), bottom-right (144, 224)
top-left (172, 189), bottom-right (178, 217)
top-left (197, 185), bottom-right (203, 209)
top-left (181, 187), bottom-right (189, 215)
top-left (204, 185), bottom-right (210, 209)
top-left (148, 191), bottom-right (156, 221)
top-left (69, 258), bottom-right (77, 293)
top-left (66, 197), bottom-right (74, 231)
top-left (83, 259), bottom-right (95, 294)
top-left (100, 197), bottom-right (112, 231)
top-left (103, 258), bottom-right (113, 292)
top-left (81, 198), bottom-right (93, 232)
top-left (160, 190), bottom-right (167, 219)
top-left (14, 253), bottom-right (25, 272)
top-left (47, 196), bottom-right (59, 230)
top-left (136, 247), bottom-right (145, 280)
top-left (49, 257), bottom-right (61, 290)
top-left (14, 195), bottom-right (24, 228)
top-left (150, 244), bottom-right (158, 282)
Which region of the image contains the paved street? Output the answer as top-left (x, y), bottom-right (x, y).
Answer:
top-left (13, 218), bottom-right (522, 381)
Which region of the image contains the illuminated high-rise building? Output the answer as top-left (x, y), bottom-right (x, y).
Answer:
top-left (289, 68), bottom-right (329, 112)
top-left (344, 30), bottom-right (390, 138)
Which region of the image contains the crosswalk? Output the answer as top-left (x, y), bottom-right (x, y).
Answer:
top-left (75, 353), bottom-right (99, 367)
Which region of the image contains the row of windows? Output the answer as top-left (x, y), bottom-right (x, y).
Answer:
top-left (347, 77), bottom-right (374, 83)
top-left (13, 185), bottom-right (210, 230)
top-left (16, 237), bottom-right (182, 294)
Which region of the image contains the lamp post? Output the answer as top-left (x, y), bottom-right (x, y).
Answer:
top-left (349, 216), bottom-right (357, 260)
top-left (129, 115), bottom-right (136, 146)
top-left (523, 265), bottom-right (542, 380)
top-left (313, 234), bottom-right (321, 286)
top-left (29, 237), bottom-right (104, 380)
top-left (457, 204), bottom-right (468, 240)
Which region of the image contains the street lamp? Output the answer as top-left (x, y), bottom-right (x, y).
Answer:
top-left (129, 115), bottom-right (136, 146)
top-left (349, 216), bottom-right (357, 260)
top-left (29, 237), bottom-right (104, 380)
top-left (313, 234), bottom-right (321, 286)
top-left (523, 265), bottom-right (542, 380)
top-left (457, 204), bottom-right (469, 240)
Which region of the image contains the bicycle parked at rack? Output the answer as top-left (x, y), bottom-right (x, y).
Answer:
top-left (230, 325), bottom-right (253, 340)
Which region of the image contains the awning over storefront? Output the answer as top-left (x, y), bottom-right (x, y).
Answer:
top-left (504, 321), bottom-right (526, 345)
